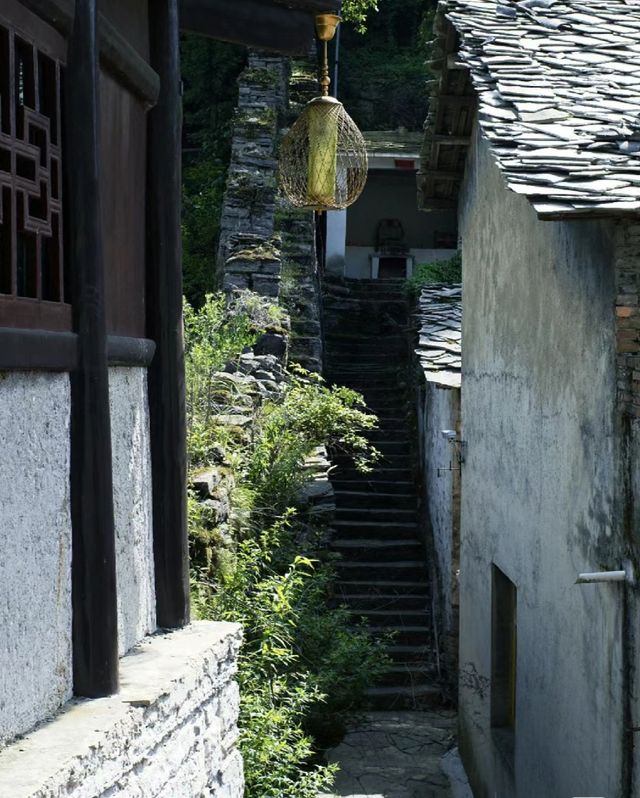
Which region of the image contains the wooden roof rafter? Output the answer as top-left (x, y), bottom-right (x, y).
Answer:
top-left (417, 11), bottom-right (476, 212)
top-left (179, 0), bottom-right (340, 54)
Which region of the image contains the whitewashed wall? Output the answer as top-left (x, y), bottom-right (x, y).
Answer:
top-left (0, 372), bottom-right (73, 745)
top-left (109, 366), bottom-right (156, 655)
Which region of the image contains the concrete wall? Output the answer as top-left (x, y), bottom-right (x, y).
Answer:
top-left (0, 622), bottom-right (243, 798)
top-left (458, 130), bottom-right (622, 798)
top-left (346, 170), bottom-right (456, 250)
top-left (0, 372), bottom-right (73, 746)
top-left (417, 380), bottom-right (460, 641)
top-left (109, 367), bottom-right (156, 655)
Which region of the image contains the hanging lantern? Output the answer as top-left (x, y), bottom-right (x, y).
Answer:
top-left (279, 14), bottom-right (368, 212)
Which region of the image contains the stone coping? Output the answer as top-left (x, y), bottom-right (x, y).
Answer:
top-left (0, 621), bottom-right (242, 797)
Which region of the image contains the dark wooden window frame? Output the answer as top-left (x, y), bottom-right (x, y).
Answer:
top-left (0, 0), bottom-right (70, 332)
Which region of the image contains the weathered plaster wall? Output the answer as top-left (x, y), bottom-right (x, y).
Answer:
top-left (0, 372), bottom-right (73, 746)
top-left (346, 171), bottom-right (457, 249)
top-left (0, 622), bottom-right (243, 798)
top-left (109, 367), bottom-right (156, 655)
top-left (417, 381), bottom-right (460, 637)
top-left (458, 130), bottom-right (622, 798)
top-left (344, 246), bottom-right (457, 280)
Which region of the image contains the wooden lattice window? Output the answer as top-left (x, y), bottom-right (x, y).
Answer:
top-left (0, 8), bottom-right (69, 331)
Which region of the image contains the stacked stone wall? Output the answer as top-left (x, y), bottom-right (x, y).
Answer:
top-left (217, 52), bottom-right (288, 296)
top-left (0, 623), bottom-right (243, 798)
top-left (218, 50), bottom-right (323, 371)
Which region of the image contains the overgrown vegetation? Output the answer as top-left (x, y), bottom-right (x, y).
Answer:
top-left (405, 252), bottom-right (462, 296)
top-left (187, 293), bottom-right (388, 797)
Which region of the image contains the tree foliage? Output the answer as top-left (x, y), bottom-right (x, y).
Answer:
top-left (181, 36), bottom-right (246, 307)
top-left (339, 0), bottom-right (437, 130)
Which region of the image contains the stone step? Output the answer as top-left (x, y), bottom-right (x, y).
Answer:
top-left (367, 429), bottom-right (413, 442)
top-left (335, 580), bottom-right (430, 597)
top-left (326, 371), bottom-right (406, 383)
top-left (348, 608), bottom-right (431, 627)
top-left (336, 561), bottom-right (428, 582)
top-left (379, 665), bottom-right (439, 688)
top-left (364, 440), bottom-right (413, 455)
top-left (332, 491), bottom-right (416, 509)
top-left (333, 520), bottom-right (420, 538)
top-left (332, 539), bottom-right (423, 562)
top-left (335, 592), bottom-right (429, 611)
top-left (331, 467), bottom-right (414, 482)
top-left (334, 455), bottom-right (414, 472)
top-left (387, 644), bottom-right (436, 663)
top-left (364, 685), bottom-right (444, 711)
top-left (324, 355), bottom-right (406, 368)
top-left (365, 624), bottom-right (431, 647)
top-left (335, 507), bottom-right (418, 524)
top-left (331, 479), bottom-right (416, 494)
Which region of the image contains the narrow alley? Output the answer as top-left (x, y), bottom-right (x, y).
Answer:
top-left (320, 278), bottom-right (466, 796)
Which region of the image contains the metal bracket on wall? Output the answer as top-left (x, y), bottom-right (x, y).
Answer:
top-left (438, 429), bottom-right (466, 476)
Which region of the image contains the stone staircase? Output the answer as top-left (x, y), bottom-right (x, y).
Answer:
top-left (322, 277), bottom-right (442, 710)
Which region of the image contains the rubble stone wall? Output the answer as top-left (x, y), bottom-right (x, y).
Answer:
top-left (0, 623), bottom-right (243, 798)
top-left (218, 51), bottom-right (323, 371)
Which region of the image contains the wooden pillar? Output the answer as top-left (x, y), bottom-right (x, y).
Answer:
top-left (147, 0), bottom-right (190, 628)
top-left (66, 0), bottom-right (119, 696)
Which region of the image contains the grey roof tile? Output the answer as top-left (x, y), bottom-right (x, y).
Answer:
top-left (422, 0), bottom-right (640, 217)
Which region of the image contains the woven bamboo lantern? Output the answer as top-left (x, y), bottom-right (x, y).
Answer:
top-left (279, 14), bottom-right (368, 212)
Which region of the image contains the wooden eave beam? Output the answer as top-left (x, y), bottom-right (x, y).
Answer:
top-left (179, 0), bottom-right (322, 54)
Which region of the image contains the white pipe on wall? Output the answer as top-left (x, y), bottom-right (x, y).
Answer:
top-left (576, 561), bottom-right (635, 585)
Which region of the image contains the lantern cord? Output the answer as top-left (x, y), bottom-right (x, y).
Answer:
top-left (320, 40), bottom-right (330, 96)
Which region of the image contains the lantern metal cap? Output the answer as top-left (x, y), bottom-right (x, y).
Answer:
top-left (307, 95), bottom-right (341, 106)
top-left (315, 13), bottom-right (341, 42)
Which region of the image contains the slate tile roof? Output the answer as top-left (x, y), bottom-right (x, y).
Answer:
top-left (363, 130), bottom-right (424, 156)
top-left (415, 284), bottom-right (462, 389)
top-left (422, 0), bottom-right (640, 219)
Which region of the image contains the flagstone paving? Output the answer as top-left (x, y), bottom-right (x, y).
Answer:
top-left (319, 711), bottom-right (469, 798)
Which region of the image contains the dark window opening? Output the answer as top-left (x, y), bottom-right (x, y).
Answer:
top-left (0, 188), bottom-right (12, 294)
top-left (491, 564), bottom-right (517, 764)
top-left (0, 27), bottom-right (10, 135)
top-left (378, 256), bottom-right (408, 279)
top-left (0, 16), bottom-right (68, 330)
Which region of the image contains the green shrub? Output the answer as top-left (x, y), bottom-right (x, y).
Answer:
top-left (186, 292), bottom-right (388, 798)
top-left (247, 366), bottom-right (379, 518)
top-left (405, 252), bottom-right (462, 297)
top-left (192, 513), bottom-right (387, 797)
top-left (184, 291), bottom-right (285, 468)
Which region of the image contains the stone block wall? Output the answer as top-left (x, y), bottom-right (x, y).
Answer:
top-left (0, 623), bottom-right (242, 798)
top-left (217, 50), bottom-right (323, 371)
top-left (217, 52), bottom-right (288, 296)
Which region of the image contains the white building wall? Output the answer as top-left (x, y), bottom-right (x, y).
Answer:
top-left (345, 246), bottom-right (457, 279)
top-left (0, 372), bottom-right (73, 745)
top-left (458, 129), bottom-right (622, 798)
top-left (418, 381), bottom-right (460, 635)
top-left (109, 366), bottom-right (156, 655)
top-left (326, 209), bottom-right (347, 275)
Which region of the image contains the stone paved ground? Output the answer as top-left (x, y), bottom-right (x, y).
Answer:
top-left (319, 711), bottom-right (470, 798)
